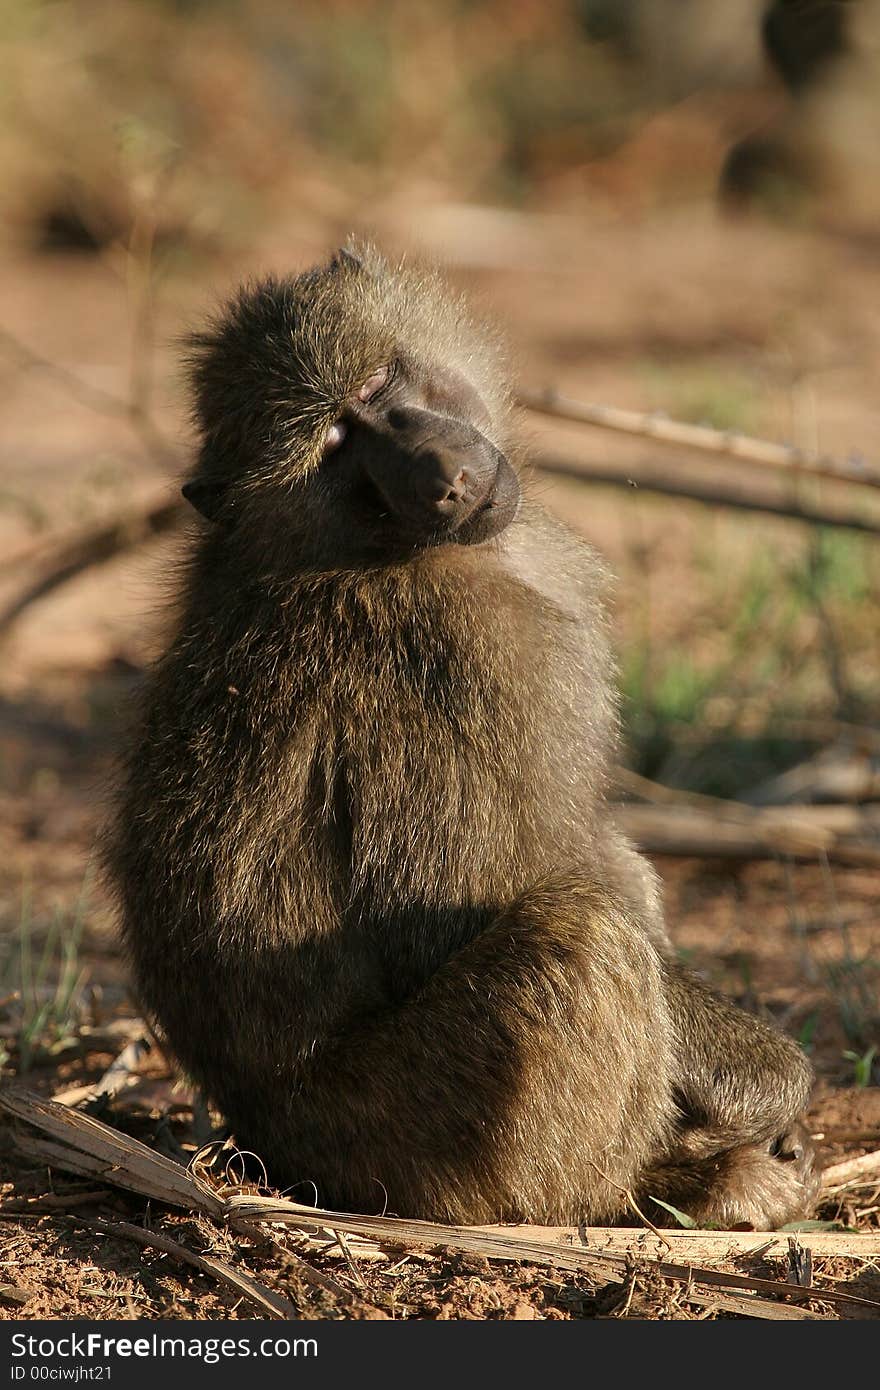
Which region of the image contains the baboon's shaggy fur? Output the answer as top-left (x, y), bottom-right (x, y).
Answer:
top-left (104, 247), bottom-right (818, 1226)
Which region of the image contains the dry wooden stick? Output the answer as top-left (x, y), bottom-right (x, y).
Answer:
top-left (534, 451), bottom-right (880, 536)
top-left (5, 1087), bottom-right (880, 1261)
top-left (0, 1189), bottom-right (111, 1214)
top-left (1, 1084), bottom-right (226, 1217)
top-left (681, 1289), bottom-right (824, 1320)
top-left (89, 1216), bottom-right (296, 1320)
top-left (521, 388), bottom-right (880, 490)
top-left (0, 323), bottom-right (178, 468)
top-left (743, 749), bottom-right (880, 806)
top-left (823, 1150), bottom-right (880, 1188)
top-left (4, 436), bottom-right (880, 647)
top-left (0, 496), bottom-right (185, 636)
top-left (230, 1198), bottom-right (880, 1315)
top-left (612, 802), bottom-right (880, 867)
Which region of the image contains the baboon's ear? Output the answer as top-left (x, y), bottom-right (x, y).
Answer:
top-left (329, 246), bottom-right (364, 274)
top-left (181, 478), bottom-right (226, 521)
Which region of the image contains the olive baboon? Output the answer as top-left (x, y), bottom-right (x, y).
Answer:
top-left (104, 247), bottom-right (818, 1227)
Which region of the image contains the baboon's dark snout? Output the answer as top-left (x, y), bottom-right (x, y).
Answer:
top-left (361, 403), bottom-right (514, 541)
top-left (412, 442), bottom-right (500, 529)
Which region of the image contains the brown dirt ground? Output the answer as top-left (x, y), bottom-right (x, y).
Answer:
top-left (1, 192), bottom-right (879, 1319)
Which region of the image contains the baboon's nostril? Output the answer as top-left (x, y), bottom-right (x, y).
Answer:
top-left (444, 469), bottom-right (468, 500)
top-left (428, 467), bottom-right (469, 506)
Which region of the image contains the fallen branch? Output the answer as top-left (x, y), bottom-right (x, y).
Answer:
top-left (682, 1289), bottom-right (822, 1320)
top-left (228, 1198), bottom-right (880, 1315)
top-left (822, 1150), bottom-right (880, 1189)
top-left (534, 452), bottom-right (880, 537)
top-left (613, 801), bottom-right (880, 866)
top-left (2, 443), bottom-right (879, 641)
top-left (521, 388), bottom-right (880, 491)
top-left (0, 1189), bottom-right (111, 1215)
top-left (89, 1216), bottom-right (297, 1320)
top-left (742, 749), bottom-right (880, 806)
top-left (0, 318), bottom-right (178, 469)
top-left (0, 496), bottom-right (185, 636)
top-left (1, 1084), bottom-right (225, 1218)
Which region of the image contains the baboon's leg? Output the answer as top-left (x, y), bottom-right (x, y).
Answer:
top-left (257, 874), bottom-right (676, 1225)
top-left (639, 965), bottom-right (819, 1227)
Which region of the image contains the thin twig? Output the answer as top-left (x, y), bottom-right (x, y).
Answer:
top-left (0, 497), bottom-right (185, 636)
top-left (231, 1218), bottom-right (382, 1316)
top-left (0, 326), bottom-right (179, 469)
top-left (521, 388), bottom-right (880, 490)
top-left (534, 452), bottom-right (880, 537)
top-left (584, 1158), bottom-right (673, 1250)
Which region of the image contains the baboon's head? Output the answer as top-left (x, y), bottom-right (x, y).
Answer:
top-left (183, 245), bottom-right (521, 567)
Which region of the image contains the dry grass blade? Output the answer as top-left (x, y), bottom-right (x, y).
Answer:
top-left (89, 1217), bottom-right (296, 1320)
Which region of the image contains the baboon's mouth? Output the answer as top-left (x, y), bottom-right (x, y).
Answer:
top-left (451, 458), bottom-right (521, 545)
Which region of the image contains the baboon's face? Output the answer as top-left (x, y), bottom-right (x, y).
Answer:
top-left (183, 254), bottom-right (521, 565)
top-left (316, 356), bottom-right (520, 551)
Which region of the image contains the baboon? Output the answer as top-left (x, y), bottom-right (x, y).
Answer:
top-left (104, 246), bottom-right (818, 1228)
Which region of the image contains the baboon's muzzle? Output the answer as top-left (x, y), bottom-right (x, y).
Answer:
top-left (359, 406), bottom-right (520, 545)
